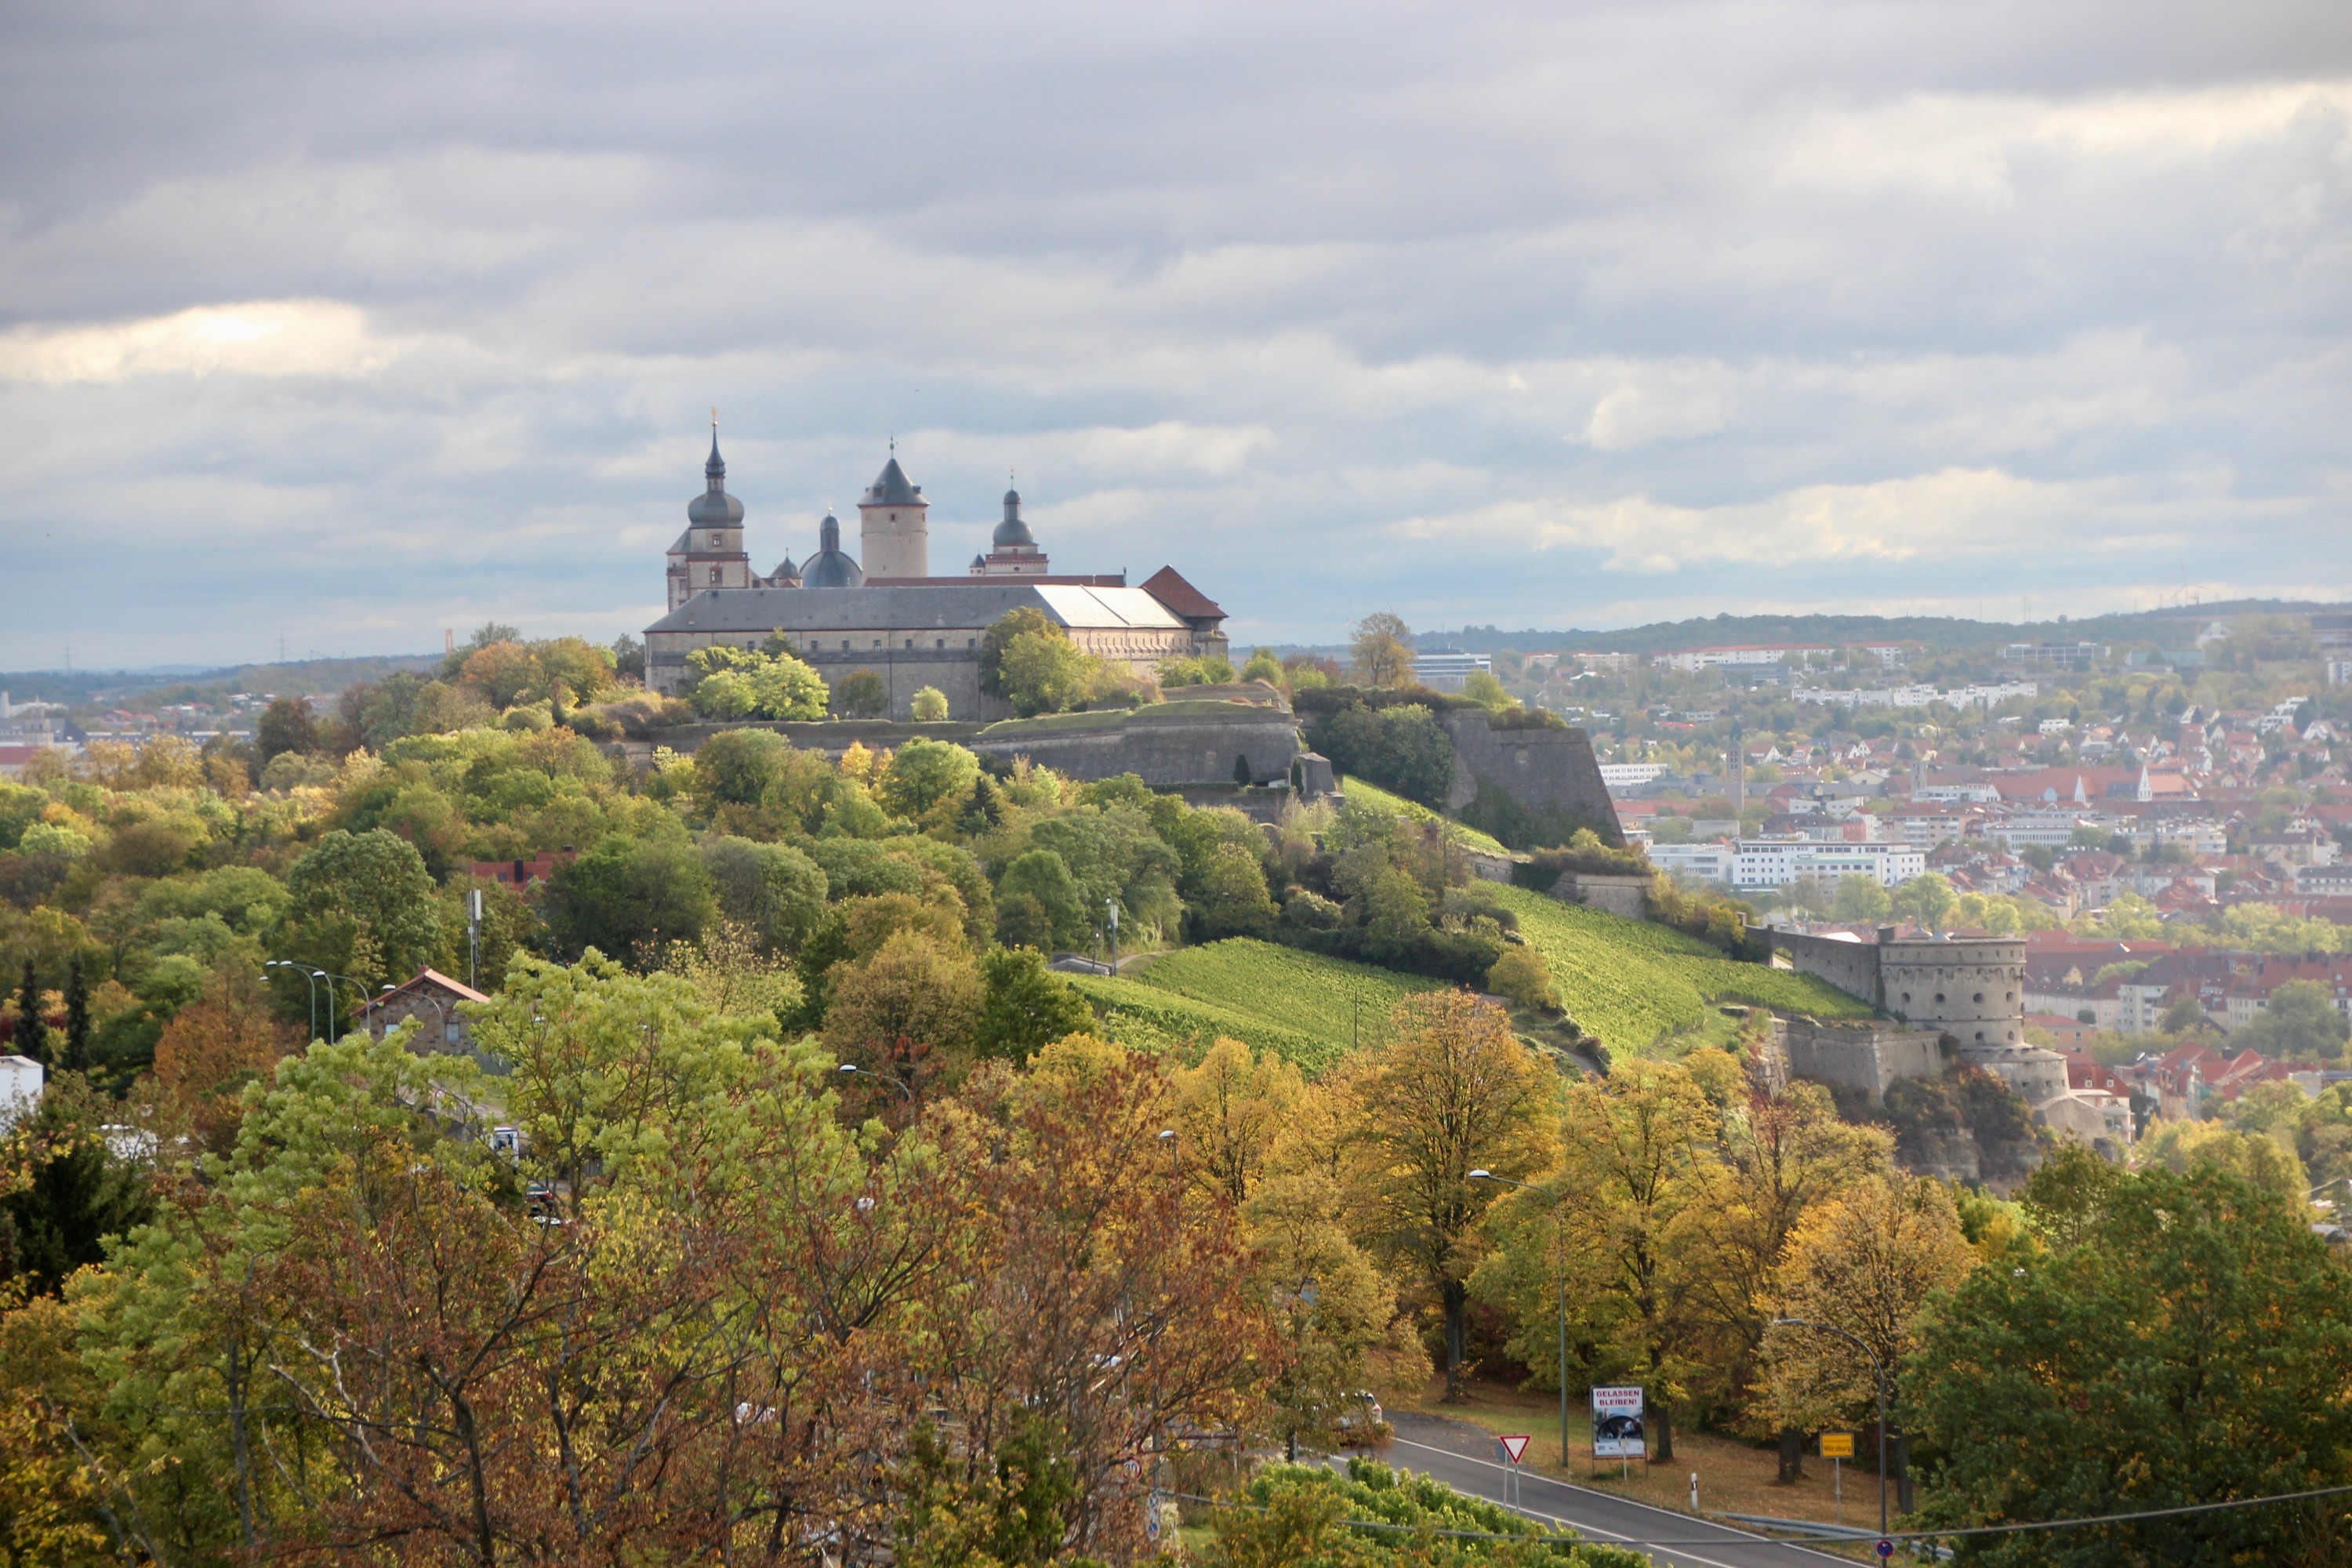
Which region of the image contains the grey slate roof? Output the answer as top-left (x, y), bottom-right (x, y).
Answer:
top-left (648, 583), bottom-right (1185, 636)
top-left (862, 456), bottom-right (922, 507)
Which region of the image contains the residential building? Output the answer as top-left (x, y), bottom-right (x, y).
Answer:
top-left (358, 969), bottom-right (493, 1059)
top-left (1732, 837), bottom-right (1925, 891)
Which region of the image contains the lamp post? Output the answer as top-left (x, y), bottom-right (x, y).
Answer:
top-left (312, 971), bottom-right (369, 1043)
top-left (836, 1061), bottom-right (913, 1102)
top-left (264, 961), bottom-right (321, 1042)
top-left (1470, 1169), bottom-right (1570, 1469)
top-left (1771, 1316), bottom-right (1889, 1536)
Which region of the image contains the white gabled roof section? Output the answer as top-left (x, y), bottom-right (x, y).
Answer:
top-left (1036, 585), bottom-right (1185, 630)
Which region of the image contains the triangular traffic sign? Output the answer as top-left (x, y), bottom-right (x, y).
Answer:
top-left (1498, 1434), bottom-right (1530, 1465)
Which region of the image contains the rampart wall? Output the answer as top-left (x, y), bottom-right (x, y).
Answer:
top-left (1781, 1020), bottom-right (1947, 1103)
top-left (1439, 710), bottom-right (1622, 840)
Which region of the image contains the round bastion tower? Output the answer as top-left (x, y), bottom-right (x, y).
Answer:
top-left (1878, 935), bottom-right (2027, 1048)
top-left (858, 447), bottom-right (929, 579)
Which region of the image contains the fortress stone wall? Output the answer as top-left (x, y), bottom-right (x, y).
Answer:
top-left (1780, 1018), bottom-right (1949, 1103)
top-left (965, 702), bottom-right (1303, 787)
top-left (1438, 710), bottom-right (1623, 842)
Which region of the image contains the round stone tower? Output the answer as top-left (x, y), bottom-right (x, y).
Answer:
top-left (1878, 935), bottom-right (2027, 1048)
top-left (857, 448), bottom-right (929, 579)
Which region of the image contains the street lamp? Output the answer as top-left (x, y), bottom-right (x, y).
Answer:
top-left (1770, 1316), bottom-right (1889, 1535)
top-left (836, 1062), bottom-right (913, 1102)
top-left (310, 971), bottom-right (369, 1043)
top-left (264, 961), bottom-right (321, 1042)
top-left (1470, 1169), bottom-right (1570, 1469)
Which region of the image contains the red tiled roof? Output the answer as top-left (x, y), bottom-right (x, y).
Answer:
top-left (1139, 566), bottom-right (1225, 621)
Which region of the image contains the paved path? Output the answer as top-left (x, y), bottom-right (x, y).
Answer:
top-left (1369, 1412), bottom-right (1868, 1568)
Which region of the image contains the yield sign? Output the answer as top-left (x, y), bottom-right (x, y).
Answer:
top-left (1497, 1434), bottom-right (1531, 1465)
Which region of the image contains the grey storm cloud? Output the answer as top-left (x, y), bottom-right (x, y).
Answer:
top-left (2, 0), bottom-right (2350, 666)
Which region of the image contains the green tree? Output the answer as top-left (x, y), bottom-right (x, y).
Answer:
top-left (1189, 843), bottom-right (1278, 941)
top-left (1460, 670), bottom-right (1512, 713)
top-left (1484, 945), bottom-right (1559, 1012)
top-left (1350, 612), bottom-right (1415, 689)
top-left (747, 650), bottom-right (829, 718)
top-left (255, 697), bottom-right (319, 764)
top-left (822, 932), bottom-right (985, 1101)
top-left (979, 607), bottom-right (1058, 699)
top-left (690, 668), bottom-right (758, 720)
top-left (1831, 873), bottom-right (1893, 924)
top-left (1890, 873), bottom-right (1956, 932)
top-left (13, 957), bottom-right (48, 1066)
top-left (880, 738), bottom-right (982, 820)
top-left (543, 833), bottom-right (718, 962)
top-left (282, 828), bottom-right (447, 994)
top-left (834, 669), bottom-right (890, 718)
top-left (999, 631), bottom-right (1093, 717)
top-left (60, 956), bottom-right (90, 1074)
top-left (701, 837), bottom-right (829, 953)
top-left (2233, 978), bottom-right (2350, 1061)
top-left (694, 727), bottom-right (797, 806)
top-left (909, 685), bottom-right (950, 722)
top-left (1907, 1167), bottom-right (2352, 1563)
top-left (0, 1076), bottom-right (154, 1296)
top-left (975, 946), bottom-right (1094, 1065)
top-left (1240, 648), bottom-right (1285, 686)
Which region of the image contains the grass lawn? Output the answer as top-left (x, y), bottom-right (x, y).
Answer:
top-left (1386, 1378), bottom-right (1886, 1557)
top-left (1068, 938), bottom-right (1444, 1073)
top-left (1492, 884), bottom-right (1871, 1055)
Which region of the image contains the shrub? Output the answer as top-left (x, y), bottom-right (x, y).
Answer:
top-left (909, 685), bottom-right (950, 722)
top-left (1486, 944), bottom-right (1560, 1012)
top-left (833, 670), bottom-right (889, 718)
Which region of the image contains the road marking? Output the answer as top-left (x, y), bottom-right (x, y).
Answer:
top-left (1381, 1436), bottom-right (1858, 1568)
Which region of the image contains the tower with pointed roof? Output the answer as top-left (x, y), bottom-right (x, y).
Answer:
top-left (858, 446), bottom-right (929, 580)
top-left (666, 426), bottom-right (757, 612)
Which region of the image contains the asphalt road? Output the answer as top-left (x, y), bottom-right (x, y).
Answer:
top-left (1369, 1413), bottom-right (1871, 1568)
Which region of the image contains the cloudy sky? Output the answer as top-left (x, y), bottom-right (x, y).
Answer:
top-left (3, 1), bottom-right (2350, 669)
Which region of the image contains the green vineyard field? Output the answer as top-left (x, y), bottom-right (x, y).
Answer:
top-left (1492, 884), bottom-right (1871, 1051)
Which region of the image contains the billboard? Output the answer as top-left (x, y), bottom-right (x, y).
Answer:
top-left (1591, 1385), bottom-right (1645, 1459)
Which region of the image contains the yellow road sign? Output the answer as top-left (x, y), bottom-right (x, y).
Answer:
top-left (1820, 1432), bottom-right (1855, 1459)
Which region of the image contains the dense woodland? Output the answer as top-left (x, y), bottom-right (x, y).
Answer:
top-left (0, 627), bottom-right (2348, 1565)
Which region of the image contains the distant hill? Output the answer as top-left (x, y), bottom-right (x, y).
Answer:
top-left (1410, 599), bottom-right (2350, 657)
top-left (0, 653), bottom-right (440, 708)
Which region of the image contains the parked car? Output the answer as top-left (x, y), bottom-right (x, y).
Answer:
top-left (1336, 1391), bottom-right (1388, 1447)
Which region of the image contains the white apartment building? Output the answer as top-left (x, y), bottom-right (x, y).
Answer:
top-left (1410, 651), bottom-right (1493, 693)
top-left (1648, 842), bottom-right (1737, 884)
top-left (1599, 763), bottom-right (1666, 789)
top-left (1732, 837), bottom-right (1925, 891)
top-left (1984, 814), bottom-right (2092, 850)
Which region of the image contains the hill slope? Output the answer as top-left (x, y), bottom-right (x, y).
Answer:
top-left (1492, 884), bottom-right (1870, 1052)
top-left (1068, 940), bottom-right (1443, 1073)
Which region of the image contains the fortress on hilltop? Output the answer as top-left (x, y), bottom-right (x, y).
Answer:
top-left (646, 427), bottom-right (1229, 720)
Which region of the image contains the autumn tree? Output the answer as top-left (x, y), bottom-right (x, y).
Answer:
top-left (1696, 1076), bottom-right (1891, 1469)
top-left (151, 978), bottom-right (298, 1156)
top-left (1758, 1174), bottom-right (1974, 1458)
top-left (1172, 1036), bottom-right (1305, 1207)
top-left (1350, 612), bottom-right (1415, 690)
top-left (1550, 1058), bottom-right (1725, 1461)
top-left (1343, 991), bottom-right (1550, 1399)
top-left (822, 932), bottom-right (985, 1105)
